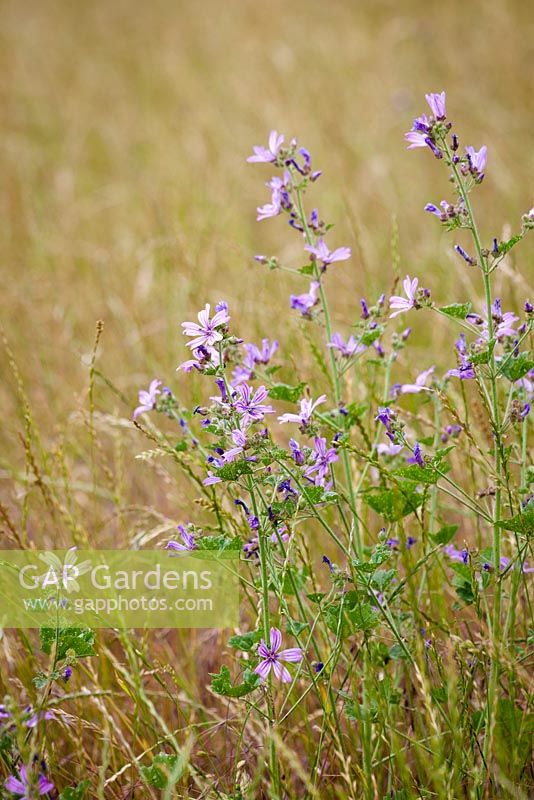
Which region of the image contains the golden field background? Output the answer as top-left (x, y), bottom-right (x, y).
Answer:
top-left (0, 0), bottom-right (533, 528)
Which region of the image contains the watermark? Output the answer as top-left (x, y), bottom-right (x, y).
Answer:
top-left (0, 549), bottom-right (239, 628)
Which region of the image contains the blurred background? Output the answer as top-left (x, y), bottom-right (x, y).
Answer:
top-left (0, 0), bottom-right (532, 528)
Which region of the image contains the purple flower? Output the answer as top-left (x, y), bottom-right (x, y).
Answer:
top-left (247, 130), bottom-right (285, 163)
top-left (480, 300), bottom-right (519, 341)
top-left (178, 345), bottom-right (220, 373)
top-left (166, 525), bottom-right (197, 552)
top-left (203, 471), bottom-right (222, 486)
top-left (465, 145), bottom-right (487, 176)
top-left (254, 627), bottom-right (303, 683)
top-left (389, 276), bottom-right (419, 318)
top-left (412, 113), bottom-right (431, 133)
top-left (304, 437), bottom-right (339, 486)
top-left (407, 442), bottom-right (425, 467)
top-left (257, 196), bottom-right (282, 221)
top-left (304, 238), bottom-right (351, 268)
top-left (425, 91), bottom-right (446, 119)
top-left (25, 708), bottom-right (54, 729)
top-left (443, 544), bottom-right (468, 564)
top-left (405, 131), bottom-right (431, 149)
top-left (375, 406), bottom-right (396, 442)
top-left (234, 384), bottom-right (274, 425)
top-left (5, 765), bottom-right (55, 798)
top-left (446, 333), bottom-right (476, 380)
top-left (398, 366), bottom-right (435, 394)
top-left (278, 394), bottom-right (326, 426)
top-left (181, 304), bottom-right (229, 350)
top-left (376, 442), bottom-right (404, 456)
top-left (133, 379), bottom-right (162, 420)
top-left (290, 281), bottom-right (321, 317)
top-left (289, 438), bottom-right (305, 465)
top-left (327, 332), bottom-right (366, 357)
top-left (454, 244), bottom-right (476, 266)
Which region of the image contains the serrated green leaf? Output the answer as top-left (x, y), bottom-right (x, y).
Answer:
top-left (228, 630), bottom-right (261, 651)
top-left (393, 464), bottom-right (439, 484)
top-left (363, 487), bottom-right (422, 522)
top-left (215, 460), bottom-right (253, 482)
top-left (496, 502), bottom-right (534, 534)
top-left (196, 534), bottom-right (242, 552)
top-left (268, 382), bottom-right (306, 403)
top-left (440, 302), bottom-right (472, 319)
top-left (40, 627), bottom-right (95, 659)
top-left (59, 781), bottom-right (91, 800)
top-left (210, 665), bottom-right (260, 698)
top-left (140, 753), bottom-right (185, 789)
top-left (498, 352), bottom-right (534, 382)
top-left (430, 524), bottom-right (459, 545)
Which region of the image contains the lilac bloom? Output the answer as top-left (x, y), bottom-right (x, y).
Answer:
top-left (133, 379), bottom-right (162, 420)
top-left (178, 345), bottom-right (220, 373)
top-left (304, 437), bottom-right (339, 486)
top-left (517, 369), bottom-right (534, 397)
top-left (219, 429), bottom-right (248, 463)
top-left (412, 113), bottom-right (431, 133)
top-left (203, 471), bottom-right (222, 486)
top-left (181, 304), bottom-right (229, 350)
top-left (246, 338), bottom-right (279, 365)
top-left (289, 438), bottom-right (305, 465)
top-left (480, 300), bottom-right (519, 341)
top-left (376, 442), bottom-right (404, 456)
top-left (234, 384), bottom-right (274, 424)
top-left (446, 361), bottom-right (476, 380)
top-left (375, 406), bottom-right (396, 442)
top-left (443, 544), bottom-right (468, 564)
top-left (425, 91), bottom-right (446, 119)
top-left (166, 525), bottom-right (197, 552)
top-left (25, 708), bottom-right (54, 729)
top-left (425, 200), bottom-right (449, 219)
top-left (465, 145), bottom-right (487, 175)
top-left (405, 131), bottom-right (431, 149)
top-left (278, 394), bottom-right (327, 426)
top-left (290, 281), bottom-right (320, 317)
top-left (304, 238), bottom-right (351, 267)
top-left (407, 442), bottom-right (425, 467)
top-left (5, 765), bottom-right (55, 798)
top-left (247, 130), bottom-right (285, 163)
top-left (455, 244), bottom-right (476, 266)
top-left (254, 627), bottom-right (303, 683)
top-left (389, 276), bottom-right (419, 318)
top-left (256, 196), bottom-right (282, 221)
top-left (327, 333), bottom-right (366, 357)
top-left (399, 366), bottom-right (435, 394)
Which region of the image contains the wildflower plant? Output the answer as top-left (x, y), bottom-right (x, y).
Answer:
top-left (124, 92), bottom-right (534, 797)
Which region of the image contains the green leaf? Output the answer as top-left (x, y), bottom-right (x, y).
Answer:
top-left (140, 753), bottom-right (186, 789)
top-left (227, 631), bottom-right (261, 651)
top-left (360, 325), bottom-right (384, 346)
top-left (40, 627), bottom-right (96, 659)
top-left (430, 524), bottom-right (459, 545)
top-left (439, 302), bottom-right (472, 319)
top-left (497, 234), bottom-right (522, 255)
top-left (196, 534), bottom-right (242, 552)
top-left (347, 602), bottom-right (380, 632)
top-left (210, 665), bottom-right (260, 698)
top-left (393, 464), bottom-right (439, 484)
top-left (59, 782), bottom-right (91, 800)
top-left (298, 263), bottom-right (315, 276)
top-left (496, 502), bottom-right (534, 534)
top-left (286, 618), bottom-right (309, 637)
top-left (215, 460), bottom-right (253, 481)
top-left (268, 382), bottom-right (307, 403)
top-left (498, 352), bottom-right (534, 382)
top-left (364, 487), bottom-right (422, 522)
